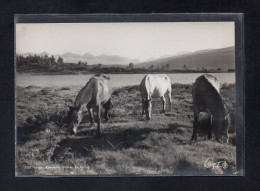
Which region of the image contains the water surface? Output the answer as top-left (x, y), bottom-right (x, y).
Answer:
top-left (16, 73), bottom-right (235, 88)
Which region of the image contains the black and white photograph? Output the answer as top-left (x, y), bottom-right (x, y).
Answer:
top-left (15, 15), bottom-right (243, 176)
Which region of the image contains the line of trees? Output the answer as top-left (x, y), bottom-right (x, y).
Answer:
top-left (16, 54), bottom-right (232, 74)
top-left (16, 54), bottom-right (64, 69)
top-left (78, 60), bottom-right (88, 66)
top-left (145, 63), bottom-right (217, 72)
top-left (144, 63), bottom-right (229, 72)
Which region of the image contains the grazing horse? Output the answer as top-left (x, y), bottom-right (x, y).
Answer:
top-left (68, 74), bottom-right (112, 135)
top-left (191, 74), bottom-right (231, 143)
top-left (139, 74), bottom-right (172, 120)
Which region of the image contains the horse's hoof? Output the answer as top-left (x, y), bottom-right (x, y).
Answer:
top-left (215, 138), bottom-right (223, 143)
top-left (190, 137), bottom-right (197, 143)
top-left (95, 132), bottom-right (102, 137)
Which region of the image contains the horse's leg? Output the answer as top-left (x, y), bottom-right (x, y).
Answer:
top-left (191, 107), bottom-right (199, 142)
top-left (103, 99), bottom-right (110, 122)
top-left (165, 90), bottom-right (172, 111)
top-left (141, 100), bottom-right (145, 116)
top-left (88, 108), bottom-right (94, 127)
top-left (161, 96), bottom-right (166, 113)
top-left (205, 108), bottom-right (212, 140)
top-left (104, 107), bottom-right (109, 122)
top-left (208, 121), bottom-right (212, 139)
top-left (96, 104), bottom-right (101, 134)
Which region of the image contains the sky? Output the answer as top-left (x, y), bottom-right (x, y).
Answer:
top-left (16, 22), bottom-right (234, 61)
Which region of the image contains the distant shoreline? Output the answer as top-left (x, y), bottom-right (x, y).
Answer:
top-left (16, 71), bottom-right (235, 76)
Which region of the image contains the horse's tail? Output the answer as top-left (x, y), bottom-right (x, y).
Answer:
top-left (140, 75), bottom-right (151, 100)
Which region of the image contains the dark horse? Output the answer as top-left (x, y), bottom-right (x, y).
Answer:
top-left (68, 74), bottom-right (112, 135)
top-left (191, 74), bottom-right (231, 143)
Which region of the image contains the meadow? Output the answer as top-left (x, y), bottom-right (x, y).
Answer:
top-left (16, 83), bottom-right (236, 176)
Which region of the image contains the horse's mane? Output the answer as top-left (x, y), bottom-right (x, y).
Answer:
top-left (74, 77), bottom-right (95, 107)
top-left (74, 74), bottom-right (111, 107)
top-left (203, 74), bottom-right (220, 93)
top-left (195, 74), bottom-right (226, 118)
top-left (139, 74), bottom-right (150, 100)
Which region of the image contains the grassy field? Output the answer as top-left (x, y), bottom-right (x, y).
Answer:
top-left (16, 83), bottom-right (236, 176)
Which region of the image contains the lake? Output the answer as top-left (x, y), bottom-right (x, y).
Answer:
top-left (16, 73), bottom-right (235, 88)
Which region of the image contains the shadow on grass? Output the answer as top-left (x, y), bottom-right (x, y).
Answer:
top-left (51, 122), bottom-right (192, 162)
top-left (16, 122), bottom-right (47, 146)
top-left (17, 127), bottom-right (31, 145)
top-left (51, 127), bottom-right (153, 161)
top-left (17, 109), bottom-right (69, 146)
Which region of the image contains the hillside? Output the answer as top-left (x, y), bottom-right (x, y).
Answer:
top-left (137, 46), bottom-right (235, 71)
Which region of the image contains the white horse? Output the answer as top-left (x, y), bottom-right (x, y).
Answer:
top-left (139, 74), bottom-right (172, 120)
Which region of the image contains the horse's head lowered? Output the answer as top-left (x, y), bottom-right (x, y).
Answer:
top-left (68, 106), bottom-right (83, 135)
top-left (212, 111), bottom-right (231, 143)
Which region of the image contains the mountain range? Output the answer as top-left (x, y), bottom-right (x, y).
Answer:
top-left (136, 46), bottom-right (235, 71)
top-left (20, 52), bottom-right (141, 66)
top-left (19, 46), bottom-right (235, 70)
